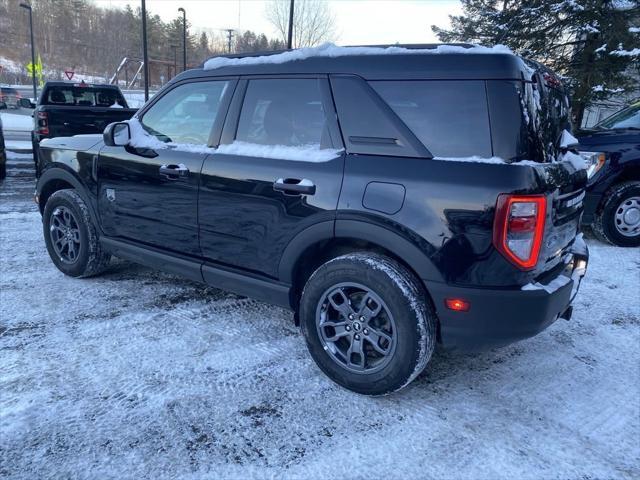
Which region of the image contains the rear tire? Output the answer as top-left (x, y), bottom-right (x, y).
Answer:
top-left (592, 181), bottom-right (640, 247)
top-left (299, 252), bottom-right (436, 395)
top-left (43, 189), bottom-right (111, 277)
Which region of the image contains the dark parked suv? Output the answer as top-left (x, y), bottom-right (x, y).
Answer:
top-left (35, 45), bottom-right (589, 395)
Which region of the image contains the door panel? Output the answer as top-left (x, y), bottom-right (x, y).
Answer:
top-left (98, 147), bottom-right (207, 255)
top-left (198, 153), bottom-right (344, 277)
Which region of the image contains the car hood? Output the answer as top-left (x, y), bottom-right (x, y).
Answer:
top-left (40, 134), bottom-right (104, 152)
top-left (577, 128), bottom-right (639, 147)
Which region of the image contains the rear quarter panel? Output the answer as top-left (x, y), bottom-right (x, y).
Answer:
top-left (338, 154), bottom-right (578, 288)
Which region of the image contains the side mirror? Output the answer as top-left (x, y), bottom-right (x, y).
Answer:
top-left (19, 98), bottom-right (35, 109)
top-left (104, 122), bottom-right (131, 147)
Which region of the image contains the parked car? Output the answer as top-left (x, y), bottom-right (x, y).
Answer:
top-left (0, 116), bottom-right (6, 179)
top-left (0, 86), bottom-right (21, 109)
top-left (27, 81), bottom-right (137, 174)
top-left (35, 45), bottom-right (589, 395)
top-left (577, 102), bottom-right (640, 247)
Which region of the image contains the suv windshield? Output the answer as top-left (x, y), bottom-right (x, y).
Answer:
top-left (42, 85), bottom-right (127, 108)
top-left (595, 103), bottom-right (640, 130)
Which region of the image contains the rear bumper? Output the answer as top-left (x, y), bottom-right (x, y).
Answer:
top-left (426, 241), bottom-right (589, 352)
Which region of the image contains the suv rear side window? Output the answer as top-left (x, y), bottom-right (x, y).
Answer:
top-left (141, 80), bottom-right (229, 145)
top-left (236, 79), bottom-right (329, 148)
top-left (370, 80), bottom-right (492, 158)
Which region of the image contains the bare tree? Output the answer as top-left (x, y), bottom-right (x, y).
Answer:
top-left (265, 0), bottom-right (337, 48)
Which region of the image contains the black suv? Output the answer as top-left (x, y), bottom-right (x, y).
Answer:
top-left (35, 45), bottom-right (589, 395)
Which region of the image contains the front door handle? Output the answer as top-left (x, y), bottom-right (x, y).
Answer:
top-left (159, 163), bottom-right (189, 180)
top-left (273, 178), bottom-right (316, 196)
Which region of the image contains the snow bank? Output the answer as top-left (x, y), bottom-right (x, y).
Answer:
top-left (0, 113), bottom-right (33, 132)
top-left (204, 43), bottom-right (514, 70)
top-left (127, 118), bottom-right (342, 161)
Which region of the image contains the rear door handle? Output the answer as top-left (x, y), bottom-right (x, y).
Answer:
top-left (159, 163), bottom-right (189, 180)
top-left (273, 178), bottom-right (316, 195)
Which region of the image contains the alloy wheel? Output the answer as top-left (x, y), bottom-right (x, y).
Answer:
top-left (315, 282), bottom-right (397, 374)
top-left (49, 206), bottom-right (81, 264)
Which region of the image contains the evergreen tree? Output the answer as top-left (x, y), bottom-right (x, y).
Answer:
top-left (432, 0), bottom-right (640, 126)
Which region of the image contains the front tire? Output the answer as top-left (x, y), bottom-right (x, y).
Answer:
top-left (43, 189), bottom-right (111, 277)
top-left (592, 181), bottom-right (640, 247)
top-left (300, 253), bottom-right (436, 395)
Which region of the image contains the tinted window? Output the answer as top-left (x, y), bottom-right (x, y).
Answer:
top-left (42, 86), bottom-right (127, 107)
top-left (371, 80), bottom-right (492, 158)
top-left (236, 79), bottom-right (329, 148)
top-left (141, 81), bottom-right (228, 145)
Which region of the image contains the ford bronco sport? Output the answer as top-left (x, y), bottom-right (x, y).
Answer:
top-left (35, 44), bottom-right (589, 395)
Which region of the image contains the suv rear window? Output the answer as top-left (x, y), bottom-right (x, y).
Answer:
top-left (42, 86), bottom-right (127, 108)
top-left (370, 80), bottom-right (492, 158)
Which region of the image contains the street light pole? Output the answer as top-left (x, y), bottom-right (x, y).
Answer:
top-left (178, 8), bottom-right (187, 71)
top-left (141, 0), bottom-right (149, 101)
top-left (19, 3), bottom-right (37, 101)
top-left (287, 0), bottom-right (295, 49)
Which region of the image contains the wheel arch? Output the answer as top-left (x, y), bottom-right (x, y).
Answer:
top-left (37, 168), bottom-right (100, 230)
top-left (279, 219), bottom-right (443, 318)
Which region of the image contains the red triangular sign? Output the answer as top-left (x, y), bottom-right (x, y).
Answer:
top-left (64, 70), bottom-right (74, 80)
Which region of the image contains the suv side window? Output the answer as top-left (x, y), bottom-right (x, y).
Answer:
top-left (371, 80), bottom-right (492, 158)
top-left (141, 80), bottom-right (229, 145)
top-left (235, 78), bottom-right (331, 148)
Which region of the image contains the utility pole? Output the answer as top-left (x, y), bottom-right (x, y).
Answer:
top-left (287, 0), bottom-right (295, 49)
top-left (224, 29), bottom-right (235, 53)
top-left (142, 0), bottom-right (149, 101)
top-left (19, 3), bottom-right (37, 101)
top-left (178, 8), bottom-right (187, 71)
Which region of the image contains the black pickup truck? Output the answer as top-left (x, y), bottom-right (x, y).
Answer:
top-left (35, 45), bottom-right (589, 395)
top-left (28, 82), bottom-right (137, 174)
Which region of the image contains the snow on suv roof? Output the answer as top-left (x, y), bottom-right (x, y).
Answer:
top-left (204, 43), bottom-right (513, 70)
top-left (191, 43), bottom-right (527, 81)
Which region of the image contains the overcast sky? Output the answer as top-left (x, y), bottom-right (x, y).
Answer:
top-left (96, 0), bottom-right (462, 45)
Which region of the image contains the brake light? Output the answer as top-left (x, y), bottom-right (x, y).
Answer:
top-left (493, 195), bottom-right (547, 270)
top-left (37, 111), bottom-right (49, 135)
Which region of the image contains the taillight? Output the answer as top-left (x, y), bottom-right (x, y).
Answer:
top-left (37, 111), bottom-right (49, 135)
top-left (493, 195), bottom-right (547, 270)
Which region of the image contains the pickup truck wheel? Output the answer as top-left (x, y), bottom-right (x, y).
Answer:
top-left (43, 189), bottom-right (111, 277)
top-left (300, 253), bottom-right (436, 395)
top-left (592, 181), bottom-right (640, 247)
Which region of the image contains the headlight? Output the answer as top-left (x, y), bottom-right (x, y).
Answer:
top-left (579, 151), bottom-right (606, 178)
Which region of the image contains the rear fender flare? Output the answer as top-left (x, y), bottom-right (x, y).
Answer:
top-left (278, 219), bottom-right (443, 284)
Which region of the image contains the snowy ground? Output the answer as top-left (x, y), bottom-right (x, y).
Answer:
top-left (1, 152), bottom-right (639, 480)
top-left (0, 112), bottom-right (33, 132)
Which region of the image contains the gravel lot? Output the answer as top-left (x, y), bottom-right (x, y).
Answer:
top-left (1, 152), bottom-right (639, 480)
